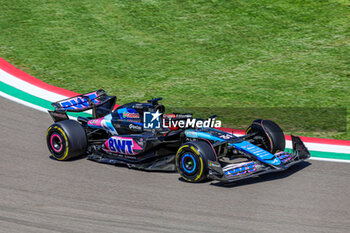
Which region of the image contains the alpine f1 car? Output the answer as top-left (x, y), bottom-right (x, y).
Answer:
top-left (46, 90), bottom-right (310, 183)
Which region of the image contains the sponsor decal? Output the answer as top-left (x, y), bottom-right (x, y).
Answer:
top-left (59, 92), bottom-right (99, 110)
top-left (88, 118), bottom-right (104, 127)
top-left (219, 134), bottom-right (233, 139)
top-left (223, 162), bottom-right (257, 177)
top-left (272, 158), bottom-right (280, 164)
top-left (105, 136), bottom-right (142, 155)
top-left (129, 123), bottom-right (142, 131)
top-left (185, 130), bottom-right (198, 137)
top-left (50, 112), bottom-right (67, 118)
top-left (123, 112), bottom-right (140, 119)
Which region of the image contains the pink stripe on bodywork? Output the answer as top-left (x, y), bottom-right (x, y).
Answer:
top-left (88, 118), bottom-right (104, 127)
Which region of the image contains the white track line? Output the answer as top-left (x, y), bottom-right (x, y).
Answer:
top-left (0, 69), bottom-right (93, 115)
top-left (309, 157), bottom-right (350, 163)
top-left (0, 91), bottom-right (77, 120)
top-left (0, 69), bottom-right (68, 102)
top-left (286, 140), bottom-right (350, 155)
top-left (0, 91), bottom-right (48, 113)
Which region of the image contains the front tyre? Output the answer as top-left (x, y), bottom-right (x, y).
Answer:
top-left (46, 120), bottom-right (87, 160)
top-left (176, 141), bottom-right (217, 183)
top-left (246, 119), bottom-right (285, 154)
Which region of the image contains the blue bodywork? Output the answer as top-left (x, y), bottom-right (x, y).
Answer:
top-left (185, 128), bottom-right (282, 166)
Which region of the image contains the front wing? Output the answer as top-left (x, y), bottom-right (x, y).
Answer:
top-left (207, 135), bottom-right (310, 183)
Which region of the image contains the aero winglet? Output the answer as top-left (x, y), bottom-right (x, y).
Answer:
top-left (291, 135), bottom-right (311, 160)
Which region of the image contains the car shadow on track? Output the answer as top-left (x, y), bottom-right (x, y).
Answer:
top-left (208, 161), bottom-right (312, 188)
top-left (49, 154), bottom-right (88, 161)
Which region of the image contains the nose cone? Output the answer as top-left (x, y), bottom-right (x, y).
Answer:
top-left (234, 141), bottom-right (282, 166)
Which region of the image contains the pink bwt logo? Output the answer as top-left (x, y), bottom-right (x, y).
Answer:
top-left (105, 137), bottom-right (142, 155)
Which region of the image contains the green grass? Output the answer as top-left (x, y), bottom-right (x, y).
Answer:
top-left (0, 0), bottom-right (349, 139)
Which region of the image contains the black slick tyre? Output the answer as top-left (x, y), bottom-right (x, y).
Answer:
top-left (246, 119), bottom-right (285, 154)
top-left (176, 141), bottom-right (217, 183)
top-left (46, 120), bottom-right (87, 160)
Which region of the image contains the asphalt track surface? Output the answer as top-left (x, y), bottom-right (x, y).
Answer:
top-left (1, 97), bottom-right (350, 233)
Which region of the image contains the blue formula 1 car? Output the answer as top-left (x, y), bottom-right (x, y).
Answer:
top-left (46, 90), bottom-right (310, 183)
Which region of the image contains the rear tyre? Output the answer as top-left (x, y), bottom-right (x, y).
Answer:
top-left (46, 120), bottom-right (87, 160)
top-left (246, 119), bottom-right (285, 154)
top-left (176, 141), bottom-right (217, 183)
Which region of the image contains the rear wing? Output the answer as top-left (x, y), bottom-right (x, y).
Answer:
top-left (48, 90), bottom-right (116, 122)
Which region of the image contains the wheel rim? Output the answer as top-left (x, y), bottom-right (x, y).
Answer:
top-left (247, 127), bottom-right (272, 153)
top-left (50, 133), bottom-right (63, 153)
top-left (181, 153), bottom-right (197, 174)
